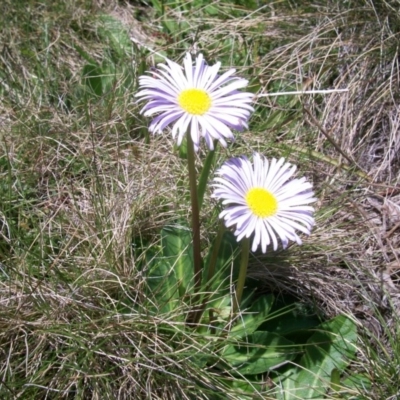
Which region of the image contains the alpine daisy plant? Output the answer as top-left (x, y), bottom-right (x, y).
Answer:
top-left (136, 53), bottom-right (254, 151)
top-left (212, 153), bottom-right (316, 253)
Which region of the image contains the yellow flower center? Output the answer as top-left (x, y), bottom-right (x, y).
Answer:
top-left (245, 187), bottom-right (278, 218)
top-left (178, 88), bottom-right (212, 115)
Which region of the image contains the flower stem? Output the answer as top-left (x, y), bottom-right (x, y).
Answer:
top-left (232, 238), bottom-right (250, 314)
top-left (193, 221), bottom-right (225, 326)
top-left (186, 132), bottom-right (203, 297)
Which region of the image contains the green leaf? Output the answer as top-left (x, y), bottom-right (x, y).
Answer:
top-left (81, 62), bottom-right (116, 97)
top-left (177, 136), bottom-right (188, 159)
top-left (204, 288), bottom-right (257, 330)
top-left (203, 230), bottom-right (240, 293)
top-left (204, 4), bottom-right (219, 16)
top-left (341, 373), bottom-right (371, 397)
top-left (97, 14), bottom-right (133, 59)
top-left (218, 377), bottom-right (263, 400)
top-left (148, 0), bottom-right (163, 15)
top-left (74, 44), bottom-right (97, 64)
top-left (100, 62), bottom-right (117, 94)
top-left (208, 293), bottom-right (232, 323)
top-left (161, 222), bottom-right (194, 297)
top-left (229, 294), bottom-right (275, 338)
top-left (259, 299), bottom-right (321, 341)
top-left (144, 251), bottom-right (180, 314)
top-left (274, 315), bottom-right (358, 399)
top-left (222, 331), bottom-right (298, 375)
top-left (330, 368), bottom-right (341, 393)
top-left (82, 63), bottom-right (104, 97)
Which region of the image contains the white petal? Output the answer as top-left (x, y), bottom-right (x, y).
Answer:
top-left (212, 153), bottom-right (316, 252)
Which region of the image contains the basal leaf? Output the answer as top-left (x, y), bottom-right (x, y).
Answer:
top-left (161, 222), bottom-right (194, 297)
top-left (229, 294), bottom-right (275, 338)
top-left (259, 298), bottom-right (321, 341)
top-left (341, 373), bottom-right (371, 397)
top-left (218, 377), bottom-right (263, 400)
top-left (82, 63), bottom-right (103, 97)
top-left (97, 14), bottom-right (133, 58)
top-left (330, 368), bottom-right (341, 393)
top-left (203, 230), bottom-right (240, 294)
top-left (82, 62), bottom-right (116, 97)
top-left (222, 331), bottom-right (297, 375)
top-left (274, 315), bottom-right (358, 399)
top-left (144, 251), bottom-right (179, 314)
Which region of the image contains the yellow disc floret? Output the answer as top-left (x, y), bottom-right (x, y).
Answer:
top-left (245, 187), bottom-right (278, 218)
top-left (178, 88), bottom-right (212, 115)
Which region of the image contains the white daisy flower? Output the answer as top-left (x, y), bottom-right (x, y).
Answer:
top-left (212, 153), bottom-right (316, 253)
top-left (135, 53), bottom-right (254, 151)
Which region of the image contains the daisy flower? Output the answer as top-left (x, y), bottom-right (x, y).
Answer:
top-left (212, 153), bottom-right (316, 253)
top-left (135, 53), bottom-right (254, 151)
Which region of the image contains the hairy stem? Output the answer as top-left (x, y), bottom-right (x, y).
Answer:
top-left (193, 221), bottom-right (225, 325)
top-left (186, 132), bottom-right (203, 299)
top-left (232, 238), bottom-right (250, 314)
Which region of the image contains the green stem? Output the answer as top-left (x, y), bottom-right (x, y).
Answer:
top-left (186, 132), bottom-right (203, 297)
top-left (193, 221), bottom-right (225, 325)
top-left (232, 238), bottom-right (250, 314)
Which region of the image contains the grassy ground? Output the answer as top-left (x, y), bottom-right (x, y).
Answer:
top-left (1, 0), bottom-right (400, 398)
